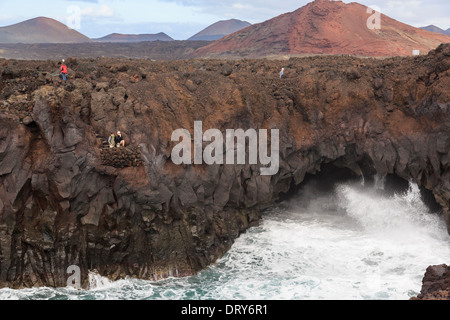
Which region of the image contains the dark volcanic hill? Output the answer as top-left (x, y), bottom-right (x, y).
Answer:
top-left (94, 32), bottom-right (174, 43)
top-left (188, 19), bottom-right (251, 41)
top-left (0, 17), bottom-right (91, 44)
top-left (420, 25), bottom-right (450, 36)
top-left (194, 0), bottom-right (450, 58)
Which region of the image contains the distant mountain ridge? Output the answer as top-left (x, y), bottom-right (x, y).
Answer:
top-left (0, 17), bottom-right (91, 44)
top-left (420, 25), bottom-right (450, 36)
top-left (0, 17), bottom-right (173, 44)
top-left (1, 6), bottom-right (449, 57)
top-left (188, 19), bottom-right (251, 41)
top-left (0, 16), bottom-right (250, 44)
top-left (194, 0), bottom-right (450, 58)
top-left (94, 32), bottom-right (173, 43)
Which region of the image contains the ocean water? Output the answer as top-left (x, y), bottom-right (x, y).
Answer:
top-left (1, 180), bottom-right (449, 300)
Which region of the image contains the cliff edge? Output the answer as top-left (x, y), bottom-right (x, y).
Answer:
top-left (0, 44), bottom-right (449, 290)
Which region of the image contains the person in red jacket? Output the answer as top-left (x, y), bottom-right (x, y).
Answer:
top-left (61, 59), bottom-right (68, 81)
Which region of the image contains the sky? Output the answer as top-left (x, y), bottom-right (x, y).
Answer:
top-left (0, 0), bottom-right (449, 40)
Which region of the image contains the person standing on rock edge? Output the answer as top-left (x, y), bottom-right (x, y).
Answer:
top-left (280, 68), bottom-right (285, 79)
top-left (61, 59), bottom-right (68, 81)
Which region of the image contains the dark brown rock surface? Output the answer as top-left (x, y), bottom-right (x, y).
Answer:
top-left (0, 44), bottom-right (449, 289)
top-left (412, 265), bottom-right (450, 300)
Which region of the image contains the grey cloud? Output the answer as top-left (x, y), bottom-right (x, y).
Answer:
top-left (160, 0), bottom-right (450, 28)
top-left (158, 0), bottom-right (306, 22)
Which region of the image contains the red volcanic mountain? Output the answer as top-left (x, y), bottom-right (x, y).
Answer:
top-left (188, 19), bottom-right (251, 41)
top-left (0, 17), bottom-right (91, 44)
top-left (194, 0), bottom-right (450, 58)
top-left (94, 32), bottom-right (174, 43)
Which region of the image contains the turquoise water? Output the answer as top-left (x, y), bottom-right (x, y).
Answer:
top-left (1, 181), bottom-right (449, 300)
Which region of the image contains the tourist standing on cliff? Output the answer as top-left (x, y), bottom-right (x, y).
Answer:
top-left (61, 59), bottom-right (68, 81)
top-left (280, 68), bottom-right (285, 79)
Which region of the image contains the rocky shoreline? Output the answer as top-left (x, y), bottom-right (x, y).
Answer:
top-left (0, 44), bottom-right (449, 297)
top-left (411, 265), bottom-right (450, 300)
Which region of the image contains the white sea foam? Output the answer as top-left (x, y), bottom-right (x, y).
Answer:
top-left (1, 181), bottom-right (449, 300)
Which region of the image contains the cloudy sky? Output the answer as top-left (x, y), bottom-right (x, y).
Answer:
top-left (0, 0), bottom-right (449, 40)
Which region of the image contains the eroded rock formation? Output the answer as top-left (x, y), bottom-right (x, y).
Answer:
top-left (0, 44), bottom-right (449, 289)
top-left (412, 264), bottom-right (450, 300)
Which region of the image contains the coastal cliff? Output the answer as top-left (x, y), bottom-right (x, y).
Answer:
top-left (0, 44), bottom-right (449, 289)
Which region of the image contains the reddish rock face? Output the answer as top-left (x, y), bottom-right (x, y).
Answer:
top-left (0, 44), bottom-right (449, 289)
top-left (194, 0), bottom-right (450, 58)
